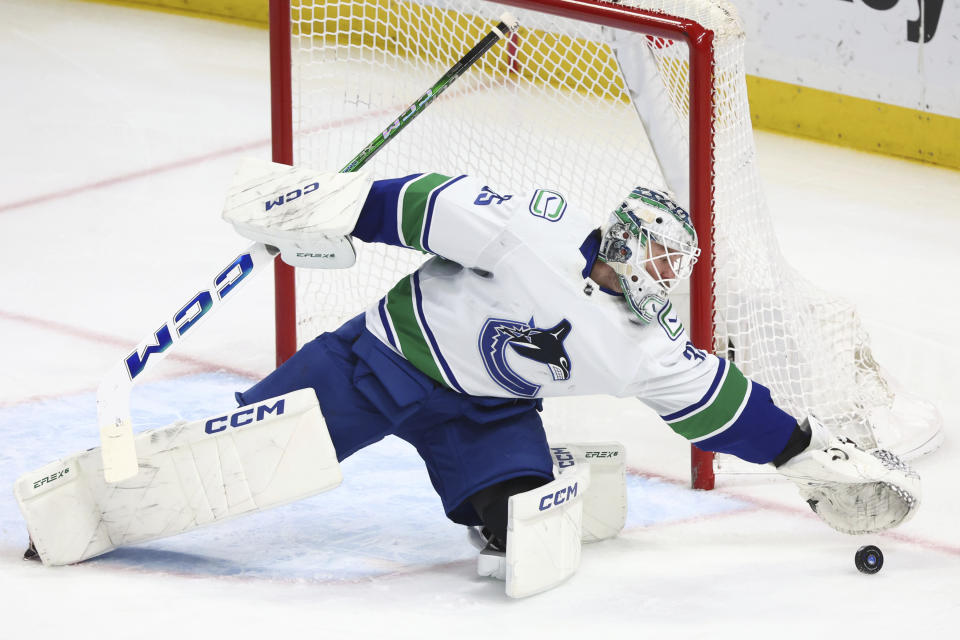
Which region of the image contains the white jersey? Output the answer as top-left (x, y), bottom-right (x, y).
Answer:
top-left (354, 173), bottom-right (737, 426)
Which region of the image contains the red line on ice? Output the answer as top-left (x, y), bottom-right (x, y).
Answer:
top-left (629, 466), bottom-right (960, 556)
top-left (4, 464), bottom-right (952, 589)
top-left (0, 108), bottom-right (394, 214)
top-left (0, 84), bottom-right (491, 214)
top-left (0, 139), bottom-right (265, 215)
top-left (0, 309), bottom-right (260, 407)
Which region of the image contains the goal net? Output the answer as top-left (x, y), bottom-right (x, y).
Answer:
top-left (269, 0), bottom-right (942, 488)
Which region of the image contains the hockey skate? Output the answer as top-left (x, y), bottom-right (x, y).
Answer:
top-left (777, 416), bottom-right (921, 534)
top-left (23, 537), bottom-right (39, 562)
top-left (468, 526), bottom-right (506, 581)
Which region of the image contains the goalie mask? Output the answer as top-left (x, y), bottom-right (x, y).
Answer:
top-left (598, 187), bottom-right (699, 323)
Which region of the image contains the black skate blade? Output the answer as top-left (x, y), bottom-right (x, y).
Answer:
top-left (23, 539), bottom-right (39, 562)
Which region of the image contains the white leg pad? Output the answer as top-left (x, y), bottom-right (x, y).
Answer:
top-left (504, 463), bottom-right (590, 598)
top-left (552, 442), bottom-right (627, 542)
top-left (15, 388), bottom-right (341, 565)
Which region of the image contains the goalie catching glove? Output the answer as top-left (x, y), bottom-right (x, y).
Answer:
top-left (777, 416), bottom-right (920, 535)
top-left (222, 158), bottom-right (372, 268)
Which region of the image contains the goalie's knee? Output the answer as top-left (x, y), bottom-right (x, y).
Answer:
top-left (467, 443), bottom-right (628, 553)
top-left (468, 475), bottom-right (551, 548)
top-left (472, 443), bottom-right (628, 598)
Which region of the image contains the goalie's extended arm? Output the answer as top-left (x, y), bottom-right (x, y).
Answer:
top-left (350, 173), bottom-right (515, 272)
top-left (226, 169), bottom-right (520, 272)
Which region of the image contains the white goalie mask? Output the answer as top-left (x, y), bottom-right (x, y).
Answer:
top-left (598, 187), bottom-right (700, 323)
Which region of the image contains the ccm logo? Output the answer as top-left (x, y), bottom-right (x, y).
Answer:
top-left (265, 182), bottom-right (321, 211)
top-left (204, 399), bottom-right (285, 434)
top-left (124, 253), bottom-right (254, 380)
top-left (381, 88), bottom-right (435, 140)
top-left (344, 89), bottom-right (436, 172)
top-left (585, 450), bottom-right (619, 458)
top-left (551, 446), bottom-right (575, 469)
top-left (538, 483), bottom-right (579, 511)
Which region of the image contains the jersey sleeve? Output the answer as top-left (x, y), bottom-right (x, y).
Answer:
top-left (629, 316), bottom-right (798, 465)
top-left (350, 173), bottom-right (516, 270)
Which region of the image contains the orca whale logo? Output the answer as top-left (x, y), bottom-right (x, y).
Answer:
top-left (478, 317), bottom-right (573, 397)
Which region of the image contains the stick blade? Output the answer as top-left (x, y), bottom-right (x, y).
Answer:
top-left (100, 418), bottom-right (138, 483)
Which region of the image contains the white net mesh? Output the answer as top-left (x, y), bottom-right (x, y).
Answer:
top-left (284, 0), bottom-right (941, 470)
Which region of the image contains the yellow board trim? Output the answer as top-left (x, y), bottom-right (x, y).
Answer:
top-left (747, 76), bottom-right (960, 170)
top-left (85, 0), bottom-right (960, 170)
top-left (79, 0), bottom-right (268, 26)
top-left (288, 0), bottom-right (627, 101)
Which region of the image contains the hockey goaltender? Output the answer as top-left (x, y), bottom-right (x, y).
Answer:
top-left (15, 160), bottom-right (920, 598)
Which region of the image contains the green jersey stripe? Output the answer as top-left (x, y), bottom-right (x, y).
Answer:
top-left (400, 173), bottom-right (452, 251)
top-left (666, 362), bottom-right (751, 440)
top-left (690, 380), bottom-right (753, 443)
top-left (383, 275), bottom-right (450, 388)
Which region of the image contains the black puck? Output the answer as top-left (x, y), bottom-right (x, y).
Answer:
top-left (855, 545), bottom-right (883, 574)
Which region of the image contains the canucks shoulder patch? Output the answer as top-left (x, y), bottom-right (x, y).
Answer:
top-left (528, 189), bottom-right (566, 221)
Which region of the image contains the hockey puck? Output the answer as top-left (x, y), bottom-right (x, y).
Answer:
top-left (855, 545), bottom-right (883, 574)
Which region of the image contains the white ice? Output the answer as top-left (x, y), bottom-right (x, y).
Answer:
top-left (1, 1), bottom-right (959, 638)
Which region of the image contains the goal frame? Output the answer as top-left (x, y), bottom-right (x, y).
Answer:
top-left (268, 0), bottom-right (720, 489)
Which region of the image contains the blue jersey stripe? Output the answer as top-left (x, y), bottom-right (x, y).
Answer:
top-left (422, 174), bottom-right (467, 254)
top-left (413, 271), bottom-right (465, 393)
top-left (378, 297), bottom-right (397, 350)
top-left (661, 357), bottom-right (727, 422)
top-left (351, 173), bottom-right (421, 247)
top-left (692, 380), bottom-right (798, 464)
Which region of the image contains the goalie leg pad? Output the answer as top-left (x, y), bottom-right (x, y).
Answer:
top-left (467, 475), bottom-right (552, 549)
top-left (503, 463), bottom-right (590, 598)
top-left (552, 442), bottom-right (627, 542)
top-left (474, 443), bottom-right (625, 596)
top-left (15, 388), bottom-right (341, 565)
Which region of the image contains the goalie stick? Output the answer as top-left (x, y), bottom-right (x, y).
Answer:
top-left (98, 12), bottom-right (521, 482)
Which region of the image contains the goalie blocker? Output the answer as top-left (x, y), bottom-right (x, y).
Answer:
top-left (222, 159), bottom-right (373, 269)
top-left (16, 389), bottom-right (341, 566)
